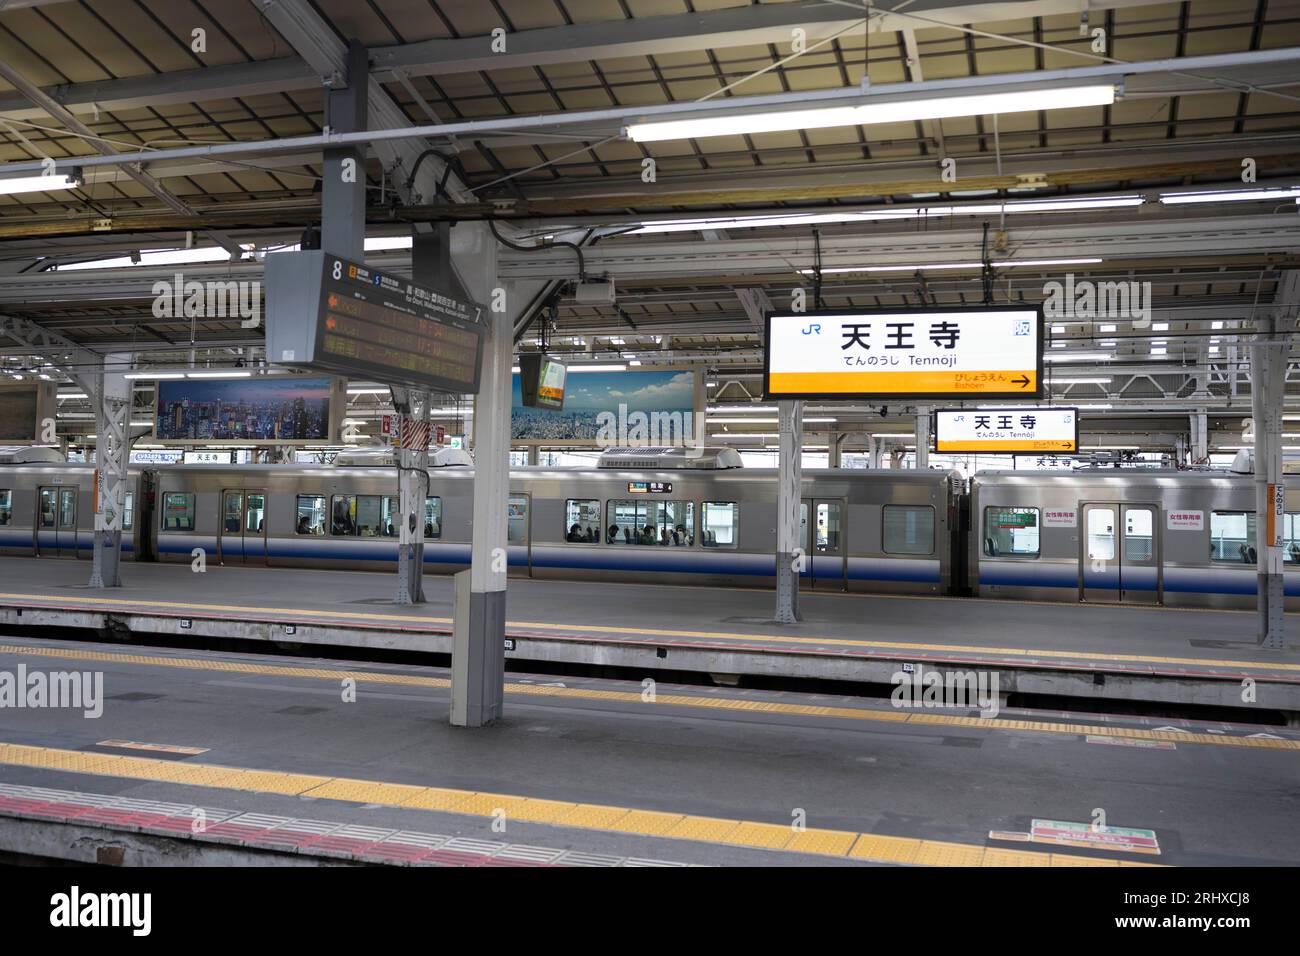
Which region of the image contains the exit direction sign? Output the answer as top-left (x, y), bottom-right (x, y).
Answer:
top-left (764, 307), bottom-right (1042, 400)
top-left (934, 406), bottom-right (1078, 453)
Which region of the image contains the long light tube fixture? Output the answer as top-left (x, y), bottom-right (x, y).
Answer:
top-left (631, 197), bottom-right (1144, 234)
top-left (0, 174), bottom-right (81, 196)
top-left (1159, 186), bottom-right (1300, 205)
top-left (797, 257), bottom-right (1101, 275)
top-left (626, 84), bottom-right (1116, 143)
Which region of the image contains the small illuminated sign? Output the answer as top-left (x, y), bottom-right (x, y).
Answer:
top-left (627, 481), bottom-right (673, 494)
top-left (934, 406), bottom-right (1077, 453)
top-left (764, 307), bottom-right (1042, 399)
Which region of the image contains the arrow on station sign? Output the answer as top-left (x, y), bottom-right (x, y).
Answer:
top-left (1011, 374), bottom-right (1031, 388)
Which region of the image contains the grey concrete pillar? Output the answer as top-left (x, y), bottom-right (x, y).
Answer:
top-left (321, 40), bottom-right (367, 262)
top-left (915, 406), bottom-right (931, 469)
top-left (774, 399), bottom-right (803, 624)
top-left (1191, 409), bottom-right (1208, 464)
top-left (452, 223), bottom-right (507, 726)
top-left (527, 445), bottom-right (539, 465)
top-left (828, 433), bottom-right (843, 468)
top-left (89, 353), bottom-right (131, 588)
top-left (1252, 282), bottom-right (1292, 650)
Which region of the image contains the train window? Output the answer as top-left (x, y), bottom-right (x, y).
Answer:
top-left (425, 497), bottom-right (441, 539)
top-left (983, 507), bottom-right (1039, 557)
top-left (161, 492), bottom-right (195, 531)
top-left (355, 495), bottom-right (386, 537)
top-left (123, 492), bottom-right (134, 532)
top-left (701, 502), bottom-right (738, 549)
top-left (380, 496), bottom-right (400, 537)
top-left (507, 496), bottom-right (529, 544)
top-left (1124, 509), bottom-right (1153, 561)
top-left (296, 495), bottom-right (326, 535)
top-left (883, 505), bottom-right (934, 555)
top-left (330, 495), bottom-right (356, 535)
top-left (565, 499), bottom-right (601, 543)
top-left (1285, 514), bottom-right (1300, 563)
top-left (606, 499), bottom-right (693, 545)
top-left (0, 490), bottom-right (10, 526)
top-left (39, 489), bottom-right (55, 528)
top-left (1210, 511), bottom-right (1256, 563)
top-left (1086, 508), bottom-right (1116, 561)
top-left (221, 492), bottom-right (242, 534)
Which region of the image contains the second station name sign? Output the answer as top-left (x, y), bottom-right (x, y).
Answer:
top-left (763, 306), bottom-right (1043, 400)
top-left (934, 406), bottom-right (1079, 453)
top-left (266, 250), bottom-right (487, 393)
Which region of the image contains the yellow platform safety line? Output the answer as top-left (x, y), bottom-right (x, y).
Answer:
top-left (1, 643), bottom-right (1297, 753)
top-left (0, 740), bottom-right (1160, 867)
top-left (2, 590), bottom-right (1297, 674)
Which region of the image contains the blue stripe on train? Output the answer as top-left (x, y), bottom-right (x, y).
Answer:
top-left (979, 562), bottom-right (1300, 596)
top-left (151, 538), bottom-right (943, 585)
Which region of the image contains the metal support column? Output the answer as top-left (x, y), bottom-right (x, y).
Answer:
top-left (1253, 277), bottom-right (1293, 649)
top-left (89, 354), bottom-right (131, 588)
top-left (1191, 409), bottom-right (1209, 464)
top-left (915, 406), bottom-right (931, 469)
top-left (452, 223), bottom-right (507, 727)
top-left (828, 433), bottom-right (844, 468)
top-left (774, 399), bottom-right (803, 625)
top-left (321, 40), bottom-right (367, 262)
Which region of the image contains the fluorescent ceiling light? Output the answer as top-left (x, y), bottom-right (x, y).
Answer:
top-left (1044, 352), bottom-right (1114, 362)
top-left (123, 372), bottom-right (186, 380)
top-left (626, 84), bottom-right (1115, 142)
top-left (1159, 186), bottom-right (1300, 205)
top-left (0, 174), bottom-right (80, 196)
top-left (800, 256), bottom-right (1100, 275)
top-left (570, 364), bottom-right (627, 373)
top-left (60, 245), bottom-right (254, 270)
top-left (185, 370), bottom-right (252, 378)
top-left (1052, 377), bottom-right (1112, 384)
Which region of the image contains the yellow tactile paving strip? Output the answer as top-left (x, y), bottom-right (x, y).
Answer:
top-left (0, 740), bottom-right (1160, 867)
top-left (1, 590), bottom-right (1296, 674)
top-left (1, 642), bottom-right (1296, 752)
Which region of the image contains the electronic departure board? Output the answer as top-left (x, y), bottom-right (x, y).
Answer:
top-left (265, 251), bottom-right (487, 393)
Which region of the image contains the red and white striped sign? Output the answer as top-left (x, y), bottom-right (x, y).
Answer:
top-left (400, 420), bottom-right (431, 450)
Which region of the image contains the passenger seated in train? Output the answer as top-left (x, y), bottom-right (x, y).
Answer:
top-left (425, 522), bottom-right (435, 538)
top-left (659, 528), bottom-right (671, 546)
top-left (640, 524), bottom-right (656, 545)
top-left (584, 526), bottom-right (596, 543)
top-left (568, 523), bottom-right (585, 542)
top-left (607, 524), bottom-right (620, 544)
top-left (331, 500), bottom-right (354, 536)
top-left (672, 524), bottom-right (688, 546)
top-left (297, 515), bottom-right (313, 534)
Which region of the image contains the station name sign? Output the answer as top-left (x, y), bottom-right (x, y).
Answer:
top-left (764, 307), bottom-right (1042, 400)
top-left (934, 406), bottom-right (1078, 453)
top-left (266, 250), bottom-right (487, 393)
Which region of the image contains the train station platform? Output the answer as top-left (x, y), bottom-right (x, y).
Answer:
top-left (0, 556), bottom-right (1297, 717)
top-left (1, 636), bottom-right (1297, 867)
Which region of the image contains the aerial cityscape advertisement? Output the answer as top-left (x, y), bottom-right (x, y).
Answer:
top-left (155, 377), bottom-right (332, 442)
top-left (511, 369), bottom-right (694, 441)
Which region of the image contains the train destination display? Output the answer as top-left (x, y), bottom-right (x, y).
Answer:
top-left (266, 251), bottom-right (486, 393)
top-left (935, 406), bottom-right (1078, 453)
top-left (764, 307), bottom-right (1043, 399)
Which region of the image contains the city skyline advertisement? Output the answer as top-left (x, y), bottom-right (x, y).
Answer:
top-left (511, 369), bottom-right (695, 441)
top-left (155, 377), bottom-right (332, 442)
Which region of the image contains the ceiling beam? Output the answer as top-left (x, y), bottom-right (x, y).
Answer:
top-left (0, 0), bottom-right (1192, 123)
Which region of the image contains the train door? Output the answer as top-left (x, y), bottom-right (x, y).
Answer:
top-left (244, 492), bottom-right (268, 565)
top-left (218, 489), bottom-right (269, 565)
top-left (800, 497), bottom-right (847, 590)
top-left (507, 494), bottom-right (531, 576)
top-left (36, 486), bottom-right (78, 557)
top-left (1079, 502), bottom-right (1161, 604)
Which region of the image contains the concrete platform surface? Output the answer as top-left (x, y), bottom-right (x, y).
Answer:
top-left (0, 636), bottom-right (1298, 866)
top-left (0, 557), bottom-right (1296, 685)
